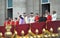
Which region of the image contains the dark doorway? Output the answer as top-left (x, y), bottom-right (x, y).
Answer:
top-left (42, 3), bottom-right (50, 14)
top-left (7, 8), bottom-right (13, 18)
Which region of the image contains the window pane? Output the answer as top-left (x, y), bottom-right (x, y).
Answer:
top-left (8, 0), bottom-right (12, 7)
top-left (42, 0), bottom-right (48, 3)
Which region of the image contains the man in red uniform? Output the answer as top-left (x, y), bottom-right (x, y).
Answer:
top-left (14, 18), bottom-right (19, 26)
top-left (35, 13), bottom-right (39, 22)
top-left (4, 17), bottom-right (12, 26)
top-left (7, 17), bottom-right (13, 26)
top-left (47, 13), bottom-right (52, 22)
top-left (11, 18), bottom-right (15, 26)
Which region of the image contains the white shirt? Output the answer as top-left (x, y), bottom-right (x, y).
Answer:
top-left (24, 16), bottom-right (29, 24)
top-left (52, 13), bottom-right (57, 21)
top-left (29, 16), bottom-right (35, 23)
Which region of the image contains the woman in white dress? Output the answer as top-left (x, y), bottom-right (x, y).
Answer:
top-left (52, 11), bottom-right (57, 21)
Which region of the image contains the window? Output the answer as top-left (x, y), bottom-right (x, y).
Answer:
top-left (8, 0), bottom-right (12, 7)
top-left (7, 8), bottom-right (13, 18)
top-left (42, 0), bottom-right (49, 3)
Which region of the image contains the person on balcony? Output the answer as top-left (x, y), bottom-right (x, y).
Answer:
top-left (39, 14), bottom-right (47, 22)
top-left (52, 10), bottom-right (57, 21)
top-left (47, 12), bottom-right (52, 22)
top-left (10, 18), bottom-right (15, 26)
top-left (29, 12), bottom-right (35, 23)
top-left (23, 13), bottom-right (29, 24)
top-left (14, 18), bottom-right (19, 26)
top-left (35, 13), bottom-right (39, 22)
top-left (4, 17), bottom-right (12, 26)
top-left (19, 15), bottom-right (25, 25)
top-left (45, 10), bottom-right (50, 17)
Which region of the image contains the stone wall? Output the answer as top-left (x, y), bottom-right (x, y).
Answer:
top-left (26, 0), bottom-right (40, 14)
top-left (13, 0), bottom-right (40, 19)
top-left (13, 0), bottom-right (26, 19)
top-left (0, 0), bottom-right (5, 26)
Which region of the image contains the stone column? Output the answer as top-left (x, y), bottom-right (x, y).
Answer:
top-left (0, 0), bottom-right (6, 26)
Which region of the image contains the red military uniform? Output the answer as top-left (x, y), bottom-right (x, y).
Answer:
top-left (47, 15), bottom-right (52, 22)
top-left (15, 20), bottom-right (19, 26)
top-left (4, 20), bottom-right (11, 26)
top-left (35, 15), bottom-right (39, 22)
top-left (11, 20), bottom-right (15, 26)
